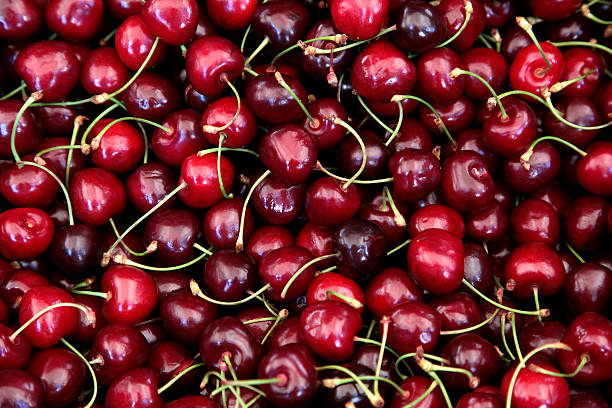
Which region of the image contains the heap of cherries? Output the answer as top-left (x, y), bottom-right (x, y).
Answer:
top-left (2, 0), bottom-right (612, 407)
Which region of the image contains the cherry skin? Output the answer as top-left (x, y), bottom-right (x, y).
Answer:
top-left (141, 0), bottom-right (198, 46)
top-left (570, 393), bottom-right (611, 408)
top-left (152, 108), bottom-right (208, 168)
top-left (203, 249), bottom-right (256, 301)
top-left (105, 0), bottom-right (142, 19)
top-left (543, 96), bottom-right (601, 147)
top-left (0, 99), bottom-right (42, 159)
top-left (420, 96), bottom-right (475, 134)
top-left (115, 15), bottom-right (167, 71)
top-left (44, 0), bottom-right (103, 42)
top-left (121, 72), bottom-right (181, 122)
top-left (510, 198), bottom-right (559, 246)
top-left (300, 300), bottom-right (362, 362)
top-left (246, 225), bottom-right (294, 264)
top-left (265, 316), bottom-right (303, 351)
top-left (126, 162), bottom-right (177, 213)
top-left (246, 72), bottom-right (308, 124)
top-left (306, 272), bottom-right (365, 312)
top-left (386, 301), bottom-right (441, 354)
top-left (199, 316), bottom-right (263, 378)
top-left (258, 344), bottom-right (318, 407)
top-left (333, 219), bottom-right (386, 279)
top-left (0, 369), bottom-right (44, 408)
top-left (252, 173), bottom-right (306, 225)
top-left (389, 118), bottom-right (434, 154)
top-left (392, 0), bottom-right (447, 53)
top-left (0, 0), bottom-right (42, 40)
top-left (69, 168), bottom-right (127, 226)
top-left (430, 291), bottom-right (482, 332)
top-left (509, 42), bottom-right (564, 97)
top-left (417, 47), bottom-right (464, 107)
top-left (461, 47), bottom-right (509, 100)
top-left (70, 293), bottom-right (106, 345)
top-left (466, 201), bottom-right (509, 245)
top-left (502, 141), bottom-right (561, 193)
top-left (564, 195), bottom-right (609, 252)
top-left (143, 209), bottom-right (200, 266)
top-left (304, 177), bottom-right (361, 227)
top-left (437, 0), bottom-right (486, 52)
top-left (441, 150), bottom-right (495, 213)
top-left (166, 395), bottom-right (217, 408)
top-left (258, 246), bottom-right (315, 302)
top-left (365, 267), bottom-right (423, 319)
top-left (518, 320), bottom-right (566, 363)
top-left (49, 224), bottom-right (100, 279)
top-left (302, 97), bottom-right (348, 150)
top-left (0, 161), bottom-right (58, 208)
top-left (559, 48), bottom-right (604, 98)
top-left (160, 288), bottom-right (217, 346)
top-left (88, 118), bottom-right (145, 174)
top-left (408, 203), bottom-right (465, 239)
top-left (202, 96), bottom-right (256, 148)
top-left (27, 347), bottom-right (86, 408)
top-left (105, 367), bottom-right (163, 408)
top-left (206, 0), bottom-right (257, 31)
top-left (178, 152), bottom-right (235, 209)
top-left (577, 142), bottom-right (612, 196)
top-left (203, 197), bottom-right (254, 249)
top-left (186, 35), bottom-right (244, 96)
top-left (0, 269), bottom-right (50, 312)
top-left (301, 18), bottom-right (352, 81)
top-left (359, 193), bottom-right (409, 246)
top-left (15, 40), bottom-right (79, 102)
top-left (565, 262), bottom-right (612, 315)
top-left (18, 285), bottom-right (78, 349)
top-left (530, 181), bottom-right (571, 218)
top-left (0, 324), bottom-right (31, 369)
top-left (463, 243), bottom-right (494, 292)
top-left (483, 98), bottom-right (536, 157)
top-left (34, 105), bottom-right (76, 136)
top-left (296, 222), bottom-right (335, 267)
top-left (330, 0), bottom-right (389, 41)
top-left (388, 149), bottom-right (442, 203)
top-left (338, 130), bottom-right (390, 179)
top-left (0, 207), bottom-right (54, 261)
top-left (530, 0), bottom-right (581, 21)
top-left (251, 0), bottom-right (311, 54)
top-left (390, 376), bottom-right (445, 408)
top-left (80, 47), bottom-right (129, 96)
top-left (351, 40), bottom-right (416, 103)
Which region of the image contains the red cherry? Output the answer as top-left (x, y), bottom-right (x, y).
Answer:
top-left (178, 152), bottom-right (235, 209)
top-left (365, 267), bottom-right (423, 318)
top-left (203, 197), bottom-right (254, 249)
top-left (105, 367), bottom-right (163, 408)
top-left (510, 198), bottom-right (560, 246)
top-left (389, 149), bottom-right (442, 203)
top-left (564, 195), bottom-right (609, 252)
top-left (387, 301), bottom-right (441, 354)
top-left (518, 320), bottom-right (567, 363)
top-left (333, 219), bottom-right (386, 279)
top-left (577, 142), bottom-right (612, 196)
top-left (559, 48), bottom-right (605, 98)
top-left (88, 119), bottom-right (145, 174)
top-left (251, 0), bottom-right (311, 54)
top-left (301, 18), bottom-right (352, 81)
top-left (0, 323), bottom-right (31, 369)
top-left (430, 291), bottom-right (482, 332)
top-left (143, 209), bottom-right (200, 266)
top-left (543, 97), bottom-right (601, 147)
top-left (121, 72), bottom-right (181, 122)
top-left (126, 162), bottom-right (177, 213)
top-left (0, 0), bottom-right (43, 41)
top-left (302, 97), bottom-right (348, 150)
top-left (252, 172), bottom-right (306, 225)
top-left (441, 150), bottom-right (495, 213)
top-left (530, 0), bottom-right (581, 21)
top-left (246, 72), bottom-right (308, 124)
top-left (44, 0), bottom-right (103, 42)
top-left (509, 42), bottom-right (564, 97)
top-left (160, 288), bottom-right (217, 346)
top-left (483, 98), bottom-right (537, 157)
top-left (502, 141), bottom-right (560, 193)
top-left (460, 47), bottom-right (509, 100)
top-left (0, 99), bottom-right (42, 159)
top-left (141, 0), bottom-right (199, 46)
top-left (408, 203), bottom-right (465, 239)
top-left (80, 47), bottom-right (129, 96)
top-left (115, 15), bottom-right (168, 71)
top-left (0, 161), bottom-right (58, 208)
top-left (259, 246), bottom-right (315, 302)
top-left (69, 168), bottom-right (127, 226)
top-left (437, 0), bottom-right (486, 52)
top-left (465, 200), bottom-right (508, 241)
top-left (204, 250), bottom-right (256, 302)
top-left (392, 0), bottom-right (447, 53)
top-left (202, 96), bottom-right (256, 148)
top-left (246, 225), bottom-right (294, 265)
top-left (417, 47), bottom-right (464, 107)
top-left (330, 0), bottom-right (389, 41)
top-left (152, 108), bottom-right (208, 168)
top-left (105, 0), bottom-right (143, 20)
top-left (0, 369), bottom-right (44, 408)
top-left (565, 262), bottom-right (612, 315)
top-left (359, 193), bottom-right (409, 246)
top-left (206, 0), bottom-right (257, 31)
top-left (306, 272), bottom-right (365, 312)
top-left (0, 269), bottom-right (50, 312)
top-left (0, 207), bottom-right (54, 261)
top-left (390, 376), bottom-right (445, 408)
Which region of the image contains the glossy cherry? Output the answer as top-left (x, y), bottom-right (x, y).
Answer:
top-left (44, 0), bottom-right (103, 42)
top-left (359, 193), bottom-right (409, 246)
top-left (0, 323), bottom-right (31, 369)
top-left (0, 207), bottom-right (54, 261)
top-left (483, 98), bottom-right (536, 157)
top-left (69, 168), bottom-right (127, 226)
top-left (392, 0), bottom-right (447, 53)
top-left (502, 141), bottom-right (560, 193)
top-left (441, 150), bottom-right (495, 213)
top-left (141, 0), bottom-right (198, 46)
top-left (305, 177), bottom-right (361, 227)
top-left (0, 161), bottom-right (58, 208)
top-left (105, 367), bottom-right (163, 408)
top-left (510, 198), bottom-right (559, 246)
top-left (152, 109), bottom-right (208, 168)
top-left (408, 203), bottom-right (465, 239)
top-left (203, 249), bottom-right (256, 301)
top-left (430, 291), bottom-right (482, 332)
top-left (577, 142), bottom-right (612, 196)
top-left (387, 301), bottom-right (441, 354)
top-left (202, 96), bottom-right (256, 148)
top-left (390, 376), bottom-right (444, 408)
top-left (0, 0), bottom-right (43, 40)
top-left (565, 262), bottom-right (612, 315)
top-left (333, 219), bottom-right (386, 279)
top-left (0, 99), bottom-right (42, 159)
top-left (530, 0), bottom-right (581, 21)
top-left (147, 341), bottom-right (200, 392)
top-left (143, 209), bottom-right (200, 266)
top-left (365, 267), bottom-right (423, 318)
top-left (301, 19), bottom-right (352, 81)
top-left (438, 0), bottom-right (486, 52)
top-left (126, 162), bottom-right (177, 213)
top-left (461, 47), bottom-right (509, 100)
top-left (258, 245), bottom-right (315, 302)
top-left (115, 15), bottom-right (167, 71)
top-left (246, 225), bottom-right (294, 264)
top-left (203, 197), bottom-right (254, 249)
top-left (88, 118), bottom-right (145, 174)
top-left (121, 72), bottom-right (181, 122)
top-left (178, 152), bottom-right (235, 209)
top-left (0, 369), bottom-right (44, 408)
top-left (49, 224), bottom-right (100, 278)
top-left (206, 0), bottom-right (257, 31)
top-left (543, 97), bottom-right (601, 147)
top-left (330, 0), bottom-right (389, 41)
top-left (251, 0), bottom-right (311, 54)
top-left (564, 195), bottom-right (609, 252)
top-left (417, 47), bottom-right (464, 107)
top-left (388, 149), bottom-right (441, 203)
top-left (80, 47), bottom-right (129, 96)
top-left (160, 288), bottom-right (217, 346)
top-left (246, 72), bottom-right (308, 124)
top-left (252, 173), bottom-right (306, 225)
top-left (509, 42), bottom-right (564, 96)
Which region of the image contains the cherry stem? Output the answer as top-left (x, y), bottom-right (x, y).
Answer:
top-left (280, 252), bottom-right (341, 299)
top-left (236, 169), bottom-right (271, 251)
top-left (90, 116), bottom-right (169, 152)
top-left (317, 365), bottom-right (384, 407)
top-left (529, 354), bottom-right (589, 378)
top-left (64, 115), bottom-right (88, 186)
top-left (109, 218), bottom-right (154, 257)
top-left (581, 3), bottom-right (612, 24)
top-left (216, 134), bottom-right (233, 200)
top-left (10, 91), bottom-right (42, 163)
top-left (261, 309), bottom-right (289, 345)
top-left (440, 308), bottom-right (500, 335)
top-left (451, 68), bottom-right (507, 118)
top-left (196, 146), bottom-right (259, 158)
top-left (565, 241), bottom-right (586, 264)
top-left (326, 290), bottom-right (363, 309)
top-left (303, 25), bottom-right (396, 56)
top-left (391, 94), bottom-right (455, 145)
top-left (337, 72), bottom-right (345, 103)
top-left (520, 136), bottom-right (587, 171)
top-left (223, 355), bottom-right (249, 408)
top-left (210, 382), bottom-right (267, 399)
top-left (429, 371), bottom-right (452, 408)
top-left (515, 16), bottom-right (551, 73)
top-left (356, 95), bottom-right (394, 134)
top-left (102, 182), bottom-right (187, 265)
top-left (315, 161), bottom-right (394, 184)
top-left (504, 342), bottom-right (572, 408)
top-left (498, 89), bottom-right (547, 105)
top-left (18, 161), bottom-right (74, 225)
top-left (478, 33), bottom-right (494, 49)
top-left (80, 100), bottom-right (123, 146)
top-left (385, 102), bottom-right (404, 146)
top-left (417, 355), bottom-right (479, 388)
top-left (244, 36), bottom-right (270, 67)
top-left (323, 375), bottom-right (405, 396)
top-left (373, 316), bottom-right (390, 398)
top-left (94, 36), bottom-right (160, 104)
top-left (383, 186), bottom-right (406, 227)
top-left (509, 312), bottom-right (524, 361)
top-left (549, 69), bottom-right (597, 94)
top-left (203, 79), bottom-right (242, 135)
top-left (157, 362), bottom-right (206, 394)
top-left (71, 277), bottom-right (95, 291)
top-left (436, 0), bottom-right (473, 48)
top-left (34, 144), bottom-right (84, 159)
top-left (319, 265), bottom-right (338, 274)
top-left (462, 279), bottom-right (548, 316)
top-left (500, 312), bottom-right (516, 360)
top-left (332, 117), bottom-right (368, 189)
top-left (61, 338), bottom-right (97, 408)
top-left (190, 279), bottom-right (272, 306)
top-left (242, 316), bottom-right (277, 325)
top-left (243, 67), bottom-right (259, 77)
top-left (224, 377), bottom-right (283, 388)
top-left (400, 380), bottom-right (438, 408)
top-left (240, 25), bottom-right (252, 53)
top-left (70, 289), bottom-right (108, 299)
top-left (99, 27), bottom-right (117, 46)
top-left (387, 238), bottom-right (412, 256)
top-left (532, 287), bottom-right (542, 323)
top-left (271, 34), bottom-right (346, 65)
top-left (551, 40), bottom-right (612, 58)
top-left (380, 188), bottom-right (389, 212)
top-left (274, 71), bottom-right (315, 124)
top-left (544, 96), bottom-right (612, 130)
top-left (0, 82), bottom-right (27, 101)
top-left (115, 247), bottom-right (210, 271)
top-left (9, 302), bottom-right (92, 342)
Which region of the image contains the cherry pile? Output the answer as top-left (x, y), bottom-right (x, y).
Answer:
top-left (1, 0), bottom-right (612, 407)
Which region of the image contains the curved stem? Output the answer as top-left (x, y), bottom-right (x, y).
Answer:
top-left (236, 170), bottom-right (271, 251)
top-left (383, 186), bottom-right (406, 226)
top-left (401, 380), bottom-right (438, 408)
top-left (118, 249), bottom-right (210, 271)
top-left (545, 96), bottom-right (612, 130)
top-left (203, 79), bottom-right (242, 135)
top-left (109, 218), bottom-right (152, 257)
top-left (565, 241), bottom-right (586, 264)
top-left (337, 72), bottom-right (345, 103)
top-left (581, 3), bottom-right (612, 24)
top-left (191, 280), bottom-right (272, 306)
top-left (242, 316), bottom-right (277, 325)
top-left (216, 134), bottom-right (233, 200)
top-left (384, 102), bottom-right (403, 146)
top-left (391, 95), bottom-right (454, 145)
top-left (70, 289), bottom-right (108, 299)
top-left (274, 72), bottom-right (314, 124)
top-left (10, 302), bottom-right (91, 341)
top-left (10, 91), bottom-right (42, 162)
top-left (326, 290), bottom-right (363, 309)
top-left (498, 89), bottom-right (547, 105)
top-left (271, 34), bottom-right (343, 65)
top-left (61, 338), bottom-right (97, 408)
top-left (440, 308), bottom-right (499, 335)
top-left (373, 316), bottom-right (390, 398)
top-left (90, 116), bottom-right (169, 151)
top-left (317, 365), bottom-right (384, 407)
top-left (332, 118), bottom-right (367, 189)
top-left (80, 102), bottom-right (122, 146)
top-left (500, 313), bottom-right (516, 360)
top-left (280, 253), bottom-right (340, 299)
top-left (35, 144), bottom-right (83, 159)
top-left (197, 146), bottom-right (259, 158)
top-left (529, 354), bottom-right (589, 378)
top-left (462, 279), bottom-right (546, 316)
top-left (99, 27), bottom-right (117, 46)
top-left (356, 95), bottom-right (393, 134)
top-left (520, 135), bottom-right (587, 170)
top-left (549, 69), bottom-right (597, 94)
top-left (305, 25), bottom-right (396, 56)
top-left (436, 0), bottom-right (473, 48)
top-left (240, 25), bottom-right (252, 53)
top-left (323, 375), bottom-right (405, 396)
top-left (429, 372), bottom-right (452, 408)
top-left (315, 162), bottom-right (393, 184)
top-left (158, 362), bottom-right (206, 394)
top-left (510, 312), bottom-right (524, 361)
top-left (551, 40), bottom-right (612, 57)
top-left (65, 115), bottom-right (88, 186)
top-left (243, 67), bottom-right (259, 77)
top-left (515, 17), bottom-right (551, 73)
top-left (387, 238), bottom-right (411, 256)
top-left (451, 68), bottom-right (506, 118)
top-left (0, 82), bottom-right (27, 101)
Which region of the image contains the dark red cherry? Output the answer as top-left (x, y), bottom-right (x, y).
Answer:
top-left (510, 198), bottom-right (559, 246)
top-left (178, 152), bottom-right (235, 209)
top-left (147, 341), bottom-right (200, 393)
top-left (0, 161), bottom-right (58, 208)
top-left (518, 320), bottom-right (566, 362)
top-left (0, 0), bottom-right (42, 40)
top-left (203, 197), bottom-right (254, 249)
top-left (200, 316), bottom-right (263, 378)
top-left (543, 97), bottom-right (601, 148)
top-left (338, 131), bottom-right (389, 179)
top-left (252, 172), bottom-right (306, 225)
top-left (70, 293), bottom-right (106, 345)
top-left (483, 0), bottom-right (514, 28)
top-left (0, 323), bottom-right (31, 369)
top-left (160, 288), bottom-right (217, 346)
top-left (420, 96), bottom-right (475, 135)
top-left (246, 225), bottom-right (294, 264)
top-left (266, 316), bottom-right (303, 351)
top-left (461, 47), bottom-right (508, 100)
top-left (69, 168), bottom-right (127, 226)
top-left (351, 40), bottom-right (416, 103)
top-left (558, 48), bottom-right (604, 98)
top-left (441, 150), bottom-right (495, 213)
top-left (186, 35), bottom-right (244, 96)
top-left (437, 0), bottom-right (486, 52)
top-left (306, 272), bottom-right (365, 312)
top-left (152, 108), bottom-right (208, 168)
top-left (34, 105), bottom-right (75, 137)
top-left (36, 136), bottom-right (86, 180)
top-left (570, 393), bottom-right (611, 408)
top-left (121, 72), bottom-right (181, 122)
top-left (150, 270), bottom-right (189, 298)
top-left (305, 177), bottom-right (361, 227)
top-left (483, 98), bottom-right (536, 157)
top-left (105, 0), bottom-right (142, 19)
top-left (143, 209), bottom-right (200, 266)
top-left (333, 219), bottom-right (386, 279)
top-left (296, 222), bottom-right (335, 267)
top-left (530, 181), bottom-right (571, 217)
top-left (387, 301), bottom-right (441, 354)
top-left (105, 367), bottom-right (163, 408)
top-left (0, 99), bottom-right (42, 159)
top-left (15, 40), bottom-right (79, 102)
top-left (564, 196), bottom-right (609, 252)
top-left (409, 203), bottom-right (465, 239)
top-left (463, 243), bottom-right (494, 292)
top-left (500, 23), bottom-right (532, 61)
top-left (0, 269), bottom-right (49, 312)
top-left (259, 246), bottom-right (315, 302)
top-left (251, 0), bottom-right (311, 54)
top-left (441, 333), bottom-right (501, 390)
top-left (530, 0), bottom-right (581, 21)
top-left (203, 249), bottom-right (256, 301)
top-left (577, 142), bottom-right (612, 196)
top-left (80, 47), bottom-right (129, 96)
top-left (301, 18), bottom-right (352, 81)
top-left (430, 291), bottom-right (482, 332)
top-left (546, 13), bottom-right (591, 42)
top-left (238, 307), bottom-right (275, 343)
top-left (0, 369), bottom-right (44, 408)
top-left (302, 97), bottom-right (348, 150)
top-left (365, 267), bottom-right (422, 318)
top-left (465, 200), bottom-right (508, 241)
top-left (300, 300), bottom-right (362, 361)
top-left (88, 119), bottom-right (145, 174)
top-left (202, 97), bottom-right (256, 148)
top-left (330, 0), bottom-right (389, 41)
top-left (392, 0), bottom-right (447, 53)
top-left (126, 162), bottom-right (177, 213)
top-left (565, 262), bottom-right (612, 315)
top-left (206, 0), bottom-right (257, 31)
top-left (0, 207), bottom-right (54, 261)
top-left (417, 47), bottom-right (464, 106)
top-left (142, 0), bottom-right (198, 46)
top-left (502, 141), bottom-right (561, 193)
top-left (359, 193), bottom-right (409, 246)
top-left (389, 118), bottom-right (434, 154)
top-left (389, 149), bottom-right (441, 203)
top-left (115, 15), bottom-right (167, 71)
top-left (246, 72), bottom-right (308, 124)
top-left (509, 42), bottom-right (564, 96)
top-left (49, 224), bottom-right (100, 279)
top-left (390, 376), bottom-right (444, 408)
top-left (45, 0), bottom-right (103, 42)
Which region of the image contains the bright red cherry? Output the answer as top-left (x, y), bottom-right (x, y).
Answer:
top-left (365, 267), bottom-right (423, 318)
top-left (203, 249), bottom-right (256, 302)
top-left (388, 149), bottom-right (441, 203)
top-left (390, 376), bottom-right (445, 408)
top-left (160, 288), bottom-right (217, 346)
top-left (441, 150), bottom-right (495, 213)
top-left (577, 142), bottom-right (612, 196)
top-left (178, 152), bottom-right (235, 209)
top-left (69, 168), bottom-right (127, 226)
top-left (105, 367), bottom-right (163, 408)
top-left (152, 108), bottom-right (208, 168)
top-left (44, 0), bottom-right (103, 42)
top-left (509, 42), bottom-right (564, 97)
top-left (460, 47), bottom-right (509, 100)
top-left (417, 47), bottom-right (464, 107)
top-left (0, 207), bottom-right (54, 261)
top-left (0, 0), bottom-right (43, 40)
top-left (206, 0), bottom-right (257, 30)
top-left (0, 161), bottom-right (58, 208)
top-left (115, 15), bottom-right (168, 71)
top-left (141, 0), bottom-right (199, 46)
top-left (437, 0), bottom-right (486, 52)
top-left (408, 203), bottom-right (465, 239)
top-left (304, 178), bottom-right (361, 227)
top-left (330, 0), bottom-right (389, 41)
top-left (559, 48), bottom-right (605, 98)
top-left (203, 197), bottom-right (254, 249)
top-left (202, 96), bottom-right (256, 148)
top-left (530, 0), bottom-right (581, 21)
top-left (246, 225), bottom-right (294, 264)
top-left (80, 47), bottom-right (129, 96)
top-left (483, 98), bottom-right (537, 157)
top-left (0, 369), bottom-right (44, 408)
top-left (510, 198), bottom-right (560, 246)
top-left (88, 118), bottom-right (145, 174)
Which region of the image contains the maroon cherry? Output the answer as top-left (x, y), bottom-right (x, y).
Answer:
top-left (202, 96), bottom-right (257, 148)
top-left (518, 320), bottom-right (566, 363)
top-left (49, 224), bottom-right (100, 278)
top-left (0, 161), bottom-right (58, 208)
top-left (115, 15), bottom-right (167, 71)
top-left (141, 0), bottom-right (198, 46)
top-left (558, 48), bottom-right (604, 98)
top-left (246, 72), bottom-right (308, 124)
top-left (259, 245), bottom-right (315, 302)
top-left (483, 98), bottom-right (536, 157)
top-left (126, 162), bottom-right (177, 213)
top-left (438, 0), bottom-right (486, 51)
top-left (160, 288), bottom-right (217, 346)
top-left (390, 376), bottom-right (444, 408)
top-left (121, 72), bottom-right (181, 122)
top-left (0, 323), bottom-right (31, 369)
top-left (338, 130), bottom-right (389, 179)
top-left (530, 0), bottom-right (581, 21)
top-left (252, 172), bottom-right (306, 226)
top-left (408, 203), bottom-right (465, 239)
top-left (365, 267), bottom-right (423, 319)
top-left (441, 150), bottom-right (495, 213)
top-left (420, 96), bottom-right (475, 135)
top-left (359, 193), bottom-right (409, 246)
top-left (178, 152), bottom-right (235, 209)
top-left (301, 18), bottom-right (352, 81)
top-left (330, 0), bottom-right (389, 41)
top-left (565, 262), bottom-right (612, 315)
top-left (80, 47), bottom-right (129, 96)
top-left (502, 141), bottom-right (560, 193)
top-left (203, 249), bottom-right (256, 301)
top-left (306, 272), bottom-right (365, 312)
top-left (238, 307), bottom-right (275, 343)
top-left (530, 181), bottom-right (571, 217)
top-left (577, 142), bottom-right (612, 196)
top-left (88, 119), bottom-right (145, 174)
top-left (389, 118), bottom-right (434, 154)
top-left (0, 0), bottom-right (43, 40)
top-left (509, 42), bottom-right (564, 96)
top-left (105, 367), bottom-right (163, 408)
top-left (388, 149), bottom-right (441, 203)
top-left (251, 0), bottom-right (311, 54)
top-left (152, 108), bottom-right (208, 168)
top-left (305, 177), bottom-right (361, 227)
top-left (430, 291), bottom-right (482, 332)
top-left (0, 99), bottom-right (42, 159)
top-left (246, 225), bottom-right (294, 264)
top-left (105, 0), bottom-right (142, 19)
top-left (0, 207), bottom-right (54, 261)
top-left (392, 0), bottom-right (447, 53)
top-left (36, 136), bottom-right (86, 180)
top-left (143, 209), bottom-right (200, 266)
top-left (147, 341), bottom-right (200, 393)
top-left (44, 0), bottom-right (103, 42)
top-left (387, 301), bottom-right (441, 354)
top-left (510, 198), bottom-right (559, 246)
top-left (564, 195), bottom-right (609, 252)
top-left (461, 47), bottom-right (508, 101)
top-left (465, 200), bottom-right (508, 241)
top-left (302, 97), bottom-right (348, 150)
top-left (333, 219), bottom-right (386, 279)
top-left (0, 269), bottom-right (50, 312)
top-left (69, 168), bottom-right (127, 226)
top-left (543, 97), bottom-right (601, 148)
top-left (0, 369), bottom-right (44, 408)
top-left (463, 243), bottom-right (494, 292)
top-left (417, 47), bottom-right (464, 107)
top-left (203, 197), bottom-right (254, 249)
top-left (296, 222), bottom-right (335, 268)
top-left (70, 293), bottom-right (106, 345)
top-left (266, 316), bottom-right (304, 351)
top-left (206, 0), bottom-right (257, 31)
top-left (34, 105), bottom-right (76, 136)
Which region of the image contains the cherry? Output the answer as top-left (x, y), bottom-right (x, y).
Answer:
top-left (141, 0), bottom-right (198, 46)
top-left (302, 97), bottom-right (348, 150)
top-left (0, 269), bottom-right (50, 312)
top-left (150, 270), bottom-right (190, 298)
top-left (192, 12), bottom-right (217, 40)
top-left (359, 193), bottom-right (409, 246)
top-left (33, 105), bottom-right (76, 137)
top-left (391, 378), bottom-right (445, 408)
top-left (0, 369), bottom-right (44, 408)
top-left (296, 222), bottom-right (335, 267)
top-left (203, 197), bottom-right (254, 249)
top-left (0, 0), bottom-right (42, 41)
top-left (126, 162), bottom-right (177, 213)
top-left (564, 195), bottom-right (609, 252)
top-left (69, 168), bottom-right (127, 226)
top-left (388, 149), bottom-right (441, 203)
top-left (0, 207), bottom-right (54, 261)
top-left (501, 23), bottom-right (533, 61)
top-left (252, 172), bottom-right (306, 225)
top-left (80, 47), bottom-right (129, 96)
top-left (147, 341), bottom-right (200, 392)
top-left (392, 0), bottom-right (447, 53)
top-left (202, 96), bottom-right (256, 148)
top-left (258, 343), bottom-right (318, 407)
top-left (504, 242), bottom-right (564, 299)
top-left (258, 245), bottom-right (315, 302)
top-left (483, 0), bottom-right (514, 28)
top-left (577, 142), bottom-right (612, 196)
top-left (408, 203), bottom-right (465, 239)
top-left (417, 47), bottom-right (464, 107)
top-left (238, 307), bottom-right (275, 343)
top-left (430, 291), bottom-right (482, 332)
top-left (160, 288), bottom-right (217, 346)
top-left (0, 323), bottom-right (31, 369)
top-left (36, 136), bottom-right (86, 180)
top-left (199, 316), bottom-right (263, 378)
top-left (333, 219), bottom-right (386, 279)
top-left (0, 100), bottom-right (42, 159)
top-left (206, 0), bottom-right (257, 31)
top-left (178, 152), bottom-right (235, 209)
top-left (246, 225), bottom-right (294, 264)
top-left (351, 40), bottom-right (416, 103)
top-left (246, 72), bottom-right (308, 124)
top-left (49, 224), bottom-right (100, 278)
top-left (300, 300), bottom-right (362, 362)
top-left (509, 42), bottom-right (564, 97)
top-left (365, 267), bottom-right (423, 318)
top-left (88, 118), bottom-right (145, 174)
top-left (558, 48), bottom-right (604, 98)
top-left (350, 344), bottom-right (397, 390)
top-left (543, 97), bottom-right (602, 147)
top-left (441, 150), bottom-right (495, 213)
top-left (530, 182), bottom-right (571, 217)
top-left (438, 0), bottom-right (487, 52)
top-left (389, 118), bottom-right (434, 154)
top-left (387, 301), bottom-right (441, 354)
top-left (461, 48), bottom-right (508, 101)
top-left (265, 316), bottom-right (302, 351)
top-left (301, 19), bottom-right (352, 82)
top-left (338, 130), bottom-right (389, 179)
top-left (330, 0), bottom-right (389, 41)
top-left (15, 40), bottom-right (79, 102)
top-left (186, 35), bottom-right (244, 96)
top-left (105, 367), bottom-right (164, 408)
top-left (152, 109), bottom-right (208, 168)
top-left (306, 272), bottom-right (365, 312)
top-left (106, 0), bottom-right (143, 19)
top-left (530, 0), bottom-right (581, 21)
top-left (483, 98), bottom-right (536, 157)
top-left (203, 249), bottom-right (256, 301)
top-left (143, 209), bottom-right (200, 266)
top-left (509, 198), bottom-right (559, 246)
top-left (115, 15), bottom-right (168, 71)
top-left (121, 72), bottom-right (181, 122)
top-left (27, 347), bottom-right (86, 408)
top-left (44, 0), bottom-right (103, 42)
top-left (546, 13), bottom-right (591, 42)
top-left (501, 141), bottom-right (560, 193)
top-left (213, 386), bottom-right (265, 408)
top-left (0, 161), bottom-right (58, 208)
top-left (251, 0), bottom-right (311, 54)
top-left (420, 96), bottom-right (475, 135)
top-left (166, 395), bottom-right (217, 408)
top-left (565, 262), bottom-right (612, 315)
top-left (518, 320), bottom-right (566, 363)
top-left (305, 177), bottom-right (361, 227)
top-left (70, 293), bottom-right (106, 344)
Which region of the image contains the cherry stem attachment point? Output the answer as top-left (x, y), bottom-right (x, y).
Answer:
top-left (326, 290), bottom-right (363, 310)
top-left (520, 136), bottom-right (587, 170)
top-left (450, 68), bottom-right (507, 118)
top-left (274, 71), bottom-right (315, 124)
top-left (529, 354), bottom-right (589, 378)
top-left (382, 186), bottom-right (406, 227)
top-left (261, 309), bottom-right (289, 345)
top-left (158, 362), bottom-right (206, 394)
top-left (516, 16), bottom-right (551, 73)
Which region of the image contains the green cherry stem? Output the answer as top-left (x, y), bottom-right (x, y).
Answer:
top-left (326, 290), bottom-right (363, 309)
top-left (440, 308), bottom-right (500, 335)
top-left (0, 82), bottom-right (27, 101)
top-left (462, 279), bottom-right (548, 317)
top-left (429, 371), bottom-right (452, 408)
top-left (548, 70), bottom-right (597, 94)
top-left (280, 252), bottom-right (341, 299)
top-left (108, 218), bottom-right (155, 257)
top-left (478, 33), bottom-right (493, 49)
top-left (515, 16), bottom-right (551, 73)
top-left (190, 279), bottom-right (272, 306)
top-left (520, 136), bottom-right (587, 170)
top-left (79, 101), bottom-right (122, 146)
top-left (315, 161), bottom-right (394, 185)
top-left (386, 238), bottom-right (412, 256)
top-left (274, 71), bottom-right (315, 124)
top-left (356, 95), bottom-right (394, 134)
top-left (303, 25), bottom-right (396, 56)
top-left (500, 312), bottom-right (516, 360)
top-left (89, 116), bottom-right (170, 151)
top-left (391, 94), bottom-right (455, 145)
top-left (242, 316), bottom-right (278, 325)
top-left (450, 68), bottom-right (507, 118)
top-left (384, 102), bottom-right (404, 146)
top-left (551, 40), bottom-right (612, 57)
top-left (236, 169), bottom-right (271, 251)
top-left (157, 362), bottom-right (206, 394)
top-left (498, 89), bottom-right (548, 106)
top-left (196, 146), bottom-right (259, 158)
top-left (436, 0), bottom-right (473, 48)
top-left (581, 3), bottom-right (612, 24)
top-left (203, 78), bottom-right (242, 135)
top-left (543, 96), bottom-right (612, 131)
top-left (216, 134), bottom-right (233, 200)
top-left (510, 312), bottom-right (524, 361)
top-left (99, 27), bottom-right (118, 46)
top-left (261, 309), bottom-right (288, 345)
top-left (565, 241), bottom-right (586, 264)
top-left (337, 72), bottom-right (345, 103)
top-left (9, 302), bottom-right (93, 342)
top-left (10, 91), bottom-right (43, 163)
top-left (270, 34), bottom-right (347, 65)
top-left (383, 186), bottom-right (406, 227)
top-left (61, 338), bottom-right (97, 408)
top-left (244, 37), bottom-right (270, 67)
top-left (332, 117), bottom-right (368, 189)
top-left (243, 67), bottom-right (259, 77)
top-left (316, 365), bottom-right (384, 408)
top-left (528, 354), bottom-right (589, 378)
top-left (322, 375), bottom-right (406, 396)
top-left (400, 380), bottom-right (439, 408)
top-left (114, 248), bottom-right (211, 271)
top-left (373, 316), bottom-right (390, 399)
top-left (65, 115), bottom-right (89, 186)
